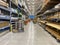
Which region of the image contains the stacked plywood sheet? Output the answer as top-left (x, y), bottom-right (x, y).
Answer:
top-left (0, 21), bottom-right (9, 28)
top-left (47, 12), bottom-right (60, 20)
top-left (40, 0), bottom-right (60, 13)
top-left (39, 20), bottom-right (60, 40)
top-left (46, 26), bottom-right (60, 40)
top-left (0, 0), bottom-right (9, 7)
top-left (2, 0), bottom-right (7, 2)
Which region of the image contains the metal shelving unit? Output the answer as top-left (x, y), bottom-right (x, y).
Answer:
top-left (0, 6), bottom-right (10, 12)
top-left (38, 2), bottom-right (60, 41)
top-left (36, 0), bottom-right (60, 15)
top-left (0, 0), bottom-right (10, 32)
top-left (0, 0), bottom-right (20, 32)
top-left (0, 0), bottom-right (28, 32)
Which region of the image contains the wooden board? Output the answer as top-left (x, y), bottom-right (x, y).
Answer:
top-left (46, 22), bottom-right (60, 30)
top-left (46, 26), bottom-right (60, 40)
top-left (0, 0), bottom-right (9, 7)
top-left (47, 12), bottom-right (60, 20)
top-left (40, 20), bottom-right (60, 30)
top-left (40, 0), bottom-right (60, 13)
top-left (0, 21), bottom-right (9, 28)
top-left (40, 20), bottom-right (47, 24)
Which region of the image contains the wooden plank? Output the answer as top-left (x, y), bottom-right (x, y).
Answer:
top-left (46, 26), bottom-right (60, 40)
top-left (40, 20), bottom-right (47, 23)
top-left (46, 22), bottom-right (60, 30)
top-left (0, 21), bottom-right (9, 28)
top-left (40, 20), bottom-right (60, 30)
top-left (47, 12), bottom-right (60, 20)
top-left (0, 0), bottom-right (9, 7)
top-left (40, 0), bottom-right (60, 13)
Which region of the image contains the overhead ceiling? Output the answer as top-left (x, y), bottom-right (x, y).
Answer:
top-left (25, 0), bottom-right (43, 15)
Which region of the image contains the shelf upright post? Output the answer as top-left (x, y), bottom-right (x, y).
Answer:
top-left (58, 12), bottom-right (59, 21)
top-left (18, 4), bottom-right (19, 20)
top-left (10, 0), bottom-right (13, 32)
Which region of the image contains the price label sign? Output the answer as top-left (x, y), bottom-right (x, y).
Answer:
top-left (29, 15), bottom-right (35, 19)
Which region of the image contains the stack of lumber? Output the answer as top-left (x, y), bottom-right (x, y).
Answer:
top-left (0, 21), bottom-right (9, 28)
top-left (0, 0), bottom-right (9, 7)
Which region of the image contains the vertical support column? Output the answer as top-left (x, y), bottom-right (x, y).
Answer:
top-left (10, 0), bottom-right (12, 32)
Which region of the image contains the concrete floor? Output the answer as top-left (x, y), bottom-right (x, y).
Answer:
top-left (0, 21), bottom-right (60, 45)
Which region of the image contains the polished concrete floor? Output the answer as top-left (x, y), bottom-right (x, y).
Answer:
top-left (0, 21), bottom-right (60, 45)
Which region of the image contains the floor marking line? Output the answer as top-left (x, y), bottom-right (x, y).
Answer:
top-left (27, 21), bottom-right (35, 45)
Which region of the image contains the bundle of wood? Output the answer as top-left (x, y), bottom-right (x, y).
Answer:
top-left (0, 21), bottom-right (9, 28)
top-left (0, 0), bottom-right (9, 7)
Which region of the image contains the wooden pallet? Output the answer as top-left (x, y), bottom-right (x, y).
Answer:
top-left (12, 29), bottom-right (18, 33)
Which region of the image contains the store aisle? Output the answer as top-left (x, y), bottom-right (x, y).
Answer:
top-left (0, 21), bottom-right (60, 45)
